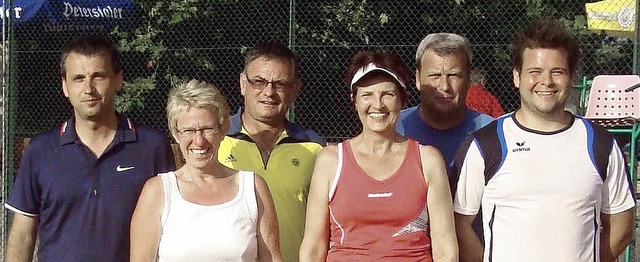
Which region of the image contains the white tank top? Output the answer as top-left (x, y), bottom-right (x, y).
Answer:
top-left (157, 171), bottom-right (258, 262)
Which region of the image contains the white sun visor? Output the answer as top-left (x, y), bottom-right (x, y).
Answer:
top-left (350, 62), bottom-right (406, 91)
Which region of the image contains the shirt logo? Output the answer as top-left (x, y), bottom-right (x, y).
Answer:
top-left (367, 192), bottom-right (393, 198)
top-left (116, 165), bottom-right (135, 172)
top-left (291, 158), bottom-right (300, 167)
top-left (512, 141), bottom-right (530, 152)
top-left (225, 154), bottom-right (237, 163)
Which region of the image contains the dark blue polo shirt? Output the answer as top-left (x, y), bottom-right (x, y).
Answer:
top-left (5, 114), bottom-right (175, 262)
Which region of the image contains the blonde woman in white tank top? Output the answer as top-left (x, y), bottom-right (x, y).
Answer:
top-left (130, 80), bottom-right (281, 262)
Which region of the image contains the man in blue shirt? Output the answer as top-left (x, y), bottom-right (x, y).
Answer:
top-left (396, 33), bottom-right (493, 242)
top-left (397, 33), bottom-right (494, 169)
top-left (4, 36), bottom-right (175, 262)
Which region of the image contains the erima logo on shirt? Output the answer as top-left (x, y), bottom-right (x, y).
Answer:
top-left (512, 141), bottom-right (530, 152)
top-left (368, 192), bottom-right (393, 198)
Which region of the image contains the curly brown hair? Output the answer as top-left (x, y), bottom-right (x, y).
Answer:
top-left (512, 19), bottom-right (580, 76)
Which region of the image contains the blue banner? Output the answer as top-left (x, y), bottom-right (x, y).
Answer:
top-left (46, 0), bottom-right (135, 24)
top-left (2, 0), bottom-right (135, 26)
top-left (1, 0), bottom-right (45, 25)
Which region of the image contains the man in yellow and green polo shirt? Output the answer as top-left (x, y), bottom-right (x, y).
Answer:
top-left (218, 41), bottom-right (325, 262)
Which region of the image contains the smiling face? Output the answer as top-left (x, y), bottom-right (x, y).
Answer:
top-left (353, 74), bottom-right (405, 134)
top-left (513, 47), bottom-right (572, 119)
top-left (62, 52), bottom-right (122, 122)
top-left (416, 48), bottom-right (469, 122)
top-left (240, 56), bottom-right (300, 126)
top-left (173, 107), bottom-right (225, 170)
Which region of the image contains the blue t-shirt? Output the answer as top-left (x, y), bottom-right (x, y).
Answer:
top-left (396, 106), bottom-right (494, 168)
top-left (5, 114), bottom-right (175, 262)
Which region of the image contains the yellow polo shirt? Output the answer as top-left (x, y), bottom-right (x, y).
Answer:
top-left (218, 111), bottom-right (325, 262)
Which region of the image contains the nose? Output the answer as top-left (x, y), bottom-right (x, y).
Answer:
top-left (438, 77), bottom-right (452, 92)
top-left (261, 82), bottom-right (277, 96)
top-left (372, 94), bottom-right (384, 109)
top-left (540, 72), bottom-right (554, 86)
top-left (192, 131), bottom-right (207, 144)
top-left (82, 79), bottom-right (96, 94)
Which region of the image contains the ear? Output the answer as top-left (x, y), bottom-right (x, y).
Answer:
top-left (62, 76), bottom-right (70, 98)
top-left (240, 72), bottom-right (247, 96)
top-left (415, 69), bottom-right (422, 91)
top-left (221, 116), bottom-right (231, 136)
top-left (170, 131), bottom-right (180, 144)
top-left (289, 80), bottom-right (302, 102)
top-left (115, 71), bottom-right (123, 92)
top-left (512, 68), bottom-right (520, 89)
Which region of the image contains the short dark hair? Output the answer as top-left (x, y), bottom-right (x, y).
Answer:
top-left (512, 19), bottom-right (580, 75)
top-left (60, 35), bottom-right (122, 78)
top-left (243, 41), bottom-right (301, 80)
top-left (343, 51), bottom-right (412, 105)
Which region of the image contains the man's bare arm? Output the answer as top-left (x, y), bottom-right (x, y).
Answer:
top-left (5, 213), bottom-right (38, 262)
top-left (455, 213), bottom-right (483, 262)
top-left (600, 208), bottom-right (634, 262)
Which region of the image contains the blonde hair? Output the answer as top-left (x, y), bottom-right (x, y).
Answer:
top-left (166, 79), bottom-right (230, 138)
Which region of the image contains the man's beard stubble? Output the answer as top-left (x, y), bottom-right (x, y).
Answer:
top-left (420, 100), bottom-right (466, 129)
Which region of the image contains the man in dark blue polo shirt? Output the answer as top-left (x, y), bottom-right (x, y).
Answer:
top-left (4, 36), bottom-right (175, 262)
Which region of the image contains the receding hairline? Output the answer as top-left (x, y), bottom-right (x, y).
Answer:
top-left (244, 55), bottom-right (294, 70)
top-left (417, 48), bottom-right (470, 72)
top-left (415, 33), bottom-right (473, 69)
top-left (61, 51), bottom-right (120, 78)
top-left (243, 55), bottom-right (299, 83)
top-left (242, 42), bottom-right (301, 80)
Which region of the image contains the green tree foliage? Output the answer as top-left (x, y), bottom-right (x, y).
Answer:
top-left (112, 0), bottom-right (218, 113)
top-left (113, 0), bottom-right (633, 115)
top-left (293, 0), bottom-right (632, 111)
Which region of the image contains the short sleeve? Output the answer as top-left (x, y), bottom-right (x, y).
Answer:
top-left (5, 141), bottom-right (41, 216)
top-left (601, 141), bottom-right (635, 214)
top-left (155, 136), bottom-right (176, 174)
top-left (453, 139), bottom-right (486, 215)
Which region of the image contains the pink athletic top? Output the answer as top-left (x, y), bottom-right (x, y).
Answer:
top-left (327, 139), bottom-right (432, 261)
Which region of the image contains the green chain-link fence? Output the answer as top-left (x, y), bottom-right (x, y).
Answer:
top-left (2, 0), bottom-right (638, 260)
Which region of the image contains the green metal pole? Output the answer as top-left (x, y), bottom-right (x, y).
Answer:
top-left (287, 0), bottom-right (296, 122)
top-left (634, 0), bottom-right (639, 74)
top-left (2, 0), bottom-right (15, 255)
top-left (626, 4), bottom-right (640, 262)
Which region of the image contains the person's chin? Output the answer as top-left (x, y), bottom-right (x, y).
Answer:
top-left (187, 157), bottom-right (214, 169)
top-left (427, 102), bottom-right (455, 114)
top-left (258, 111), bottom-right (285, 121)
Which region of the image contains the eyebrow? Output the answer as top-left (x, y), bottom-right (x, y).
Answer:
top-left (423, 68), bottom-right (463, 74)
top-left (178, 125), bottom-right (219, 130)
top-left (69, 71), bottom-right (108, 78)
top-left (525, 67), bottom-right (567, 72)
top-left (91, 71), bottom-right (108, 77)
top-left (248, 74), bottom-right (290, 82)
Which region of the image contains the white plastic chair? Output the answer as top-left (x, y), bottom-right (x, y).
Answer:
top-left (584, 75), bottom-right (640, 262)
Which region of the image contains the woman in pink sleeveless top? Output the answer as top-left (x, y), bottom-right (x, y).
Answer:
top-left (300, 51), bottom-right (458, 261)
